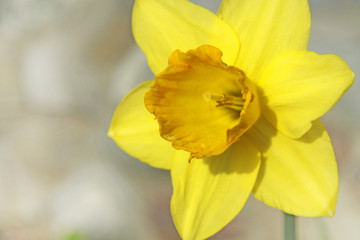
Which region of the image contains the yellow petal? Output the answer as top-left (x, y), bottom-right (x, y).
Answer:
top-left (257, 51), bottom-right (355, 138)
top-left (132, 0), bottom-right (240, 74)
top-left (246, 117), bottom-right (338, 216)
top-left (171, 137), bottom-right (261, 240)
top-left (218, 0), bottom-right (310, 82)
top-left (108, 81), bottom-right (174, 169)
top-left (145, 45), bottom-right (260, 159)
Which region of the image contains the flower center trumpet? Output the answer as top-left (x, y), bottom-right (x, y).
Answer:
top-left (145, 45), bottom-right (260, 160)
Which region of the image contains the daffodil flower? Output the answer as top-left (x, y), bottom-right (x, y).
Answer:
top-left (108, 0), bottom-right (355, 239)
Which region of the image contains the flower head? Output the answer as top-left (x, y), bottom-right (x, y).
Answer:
top-left (108, 0), bottom-right (354, 239)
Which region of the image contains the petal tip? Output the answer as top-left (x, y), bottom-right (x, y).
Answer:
top-left (107, 130), bottom-right (115, 138)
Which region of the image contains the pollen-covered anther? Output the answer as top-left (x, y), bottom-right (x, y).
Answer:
top-left (239, 88), bottom-right (255, 118)
top-left (241, 87), bottom-right (254, 102)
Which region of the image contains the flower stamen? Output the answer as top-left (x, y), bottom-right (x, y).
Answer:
top-left (203, 92), bottom-right (247, 111)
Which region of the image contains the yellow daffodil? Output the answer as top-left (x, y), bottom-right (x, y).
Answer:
top-left (108, 0), bottom-right (355, 239)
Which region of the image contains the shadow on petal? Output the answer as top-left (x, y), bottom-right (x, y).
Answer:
top-left (243, 86), bottom-right (278, 189)
top-left (203, 138), bottom-right (260, 175)
top-left (297, 120), bottom-right (325, 144)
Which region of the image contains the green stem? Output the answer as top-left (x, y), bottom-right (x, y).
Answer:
top-left (284, 212), bottom-right (296, 240)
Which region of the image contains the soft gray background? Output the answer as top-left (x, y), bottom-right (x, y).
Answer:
top-left (0, 0), bottom-right (359, 239)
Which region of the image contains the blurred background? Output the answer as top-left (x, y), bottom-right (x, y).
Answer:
top-left (0, 0), bottom-right (359, 239)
